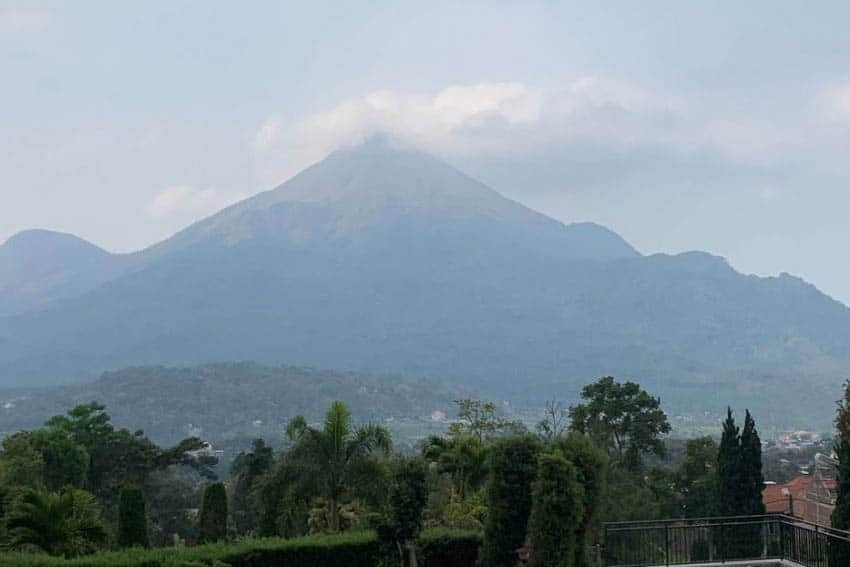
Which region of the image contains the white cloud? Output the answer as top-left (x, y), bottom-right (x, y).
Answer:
top-left (252, 79), bottom-right (701, 185)
top-left (148, 186), bottom-right (247, 220)
top-left (253, 78), bottom-right (806, 190)
top-left (0, 6), bottom-right (51, 36)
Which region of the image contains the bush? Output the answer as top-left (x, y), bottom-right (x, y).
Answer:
top-left (481, 435), bottom-right (541, 567)
top-left (527, 451), bottom-right (584, 567)
top-left (555, 433), bottom-right (607, 567)
top-left (0, 528), bottom-right (482, 567)
top-left (199, 483), bottom-right (228, 543)
top-left (378, 457), bottom-right (429, 566)
top-left (118, 486), bottom-right (148, 549)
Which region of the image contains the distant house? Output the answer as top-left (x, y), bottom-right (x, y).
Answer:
top-left (188, 441), bottom-right (225, 460)
top-left (762, 453), bottom-right (837, 526)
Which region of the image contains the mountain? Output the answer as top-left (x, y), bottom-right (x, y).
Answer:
top-left (0, 230), bottom-right (128, 316)
top-left (0, 138), bottom-right (847, 426)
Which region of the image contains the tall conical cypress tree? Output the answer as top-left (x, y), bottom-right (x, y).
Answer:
top-left (199, 483), bottom-right (228, 543)
top-left (717, 408), bottom-right (740, 517)
top-left (829, 382), bottom-right (850, 563)
top-left (831, 439), bottom-right (850, 565)
top-left (481, 435), bottom-right (541, 567)
top-left (740, 410), bottom-right (765, 516)
top-left (117, 486), bottom-right (148, 548)
top-left (834, 381), bottom-right (850, 530)
top-left (835, 436), bottom-right (850, 530)
top-left (738, 410), bottom-right (765, 558)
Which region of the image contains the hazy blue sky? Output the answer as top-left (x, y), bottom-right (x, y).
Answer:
top-left (3, 1), bottom-right (850, 302)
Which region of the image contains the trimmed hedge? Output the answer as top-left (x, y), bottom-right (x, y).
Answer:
top-left (0, 528), bottom-right (481, 567)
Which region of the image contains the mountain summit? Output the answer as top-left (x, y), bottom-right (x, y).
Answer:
top-left (0, 140), bottom-right (848, 425)
top-left (0, 230), bottom-right (124, 316)
top-left (149, 137), bottom-right (638, 261)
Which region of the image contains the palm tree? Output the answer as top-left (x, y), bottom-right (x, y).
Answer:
top-left (7, 487), bottom-right (108, 557)
top-left (422, 434), bottom-right (488, 500)
top-left (286, 401), bottom-right (392, 532)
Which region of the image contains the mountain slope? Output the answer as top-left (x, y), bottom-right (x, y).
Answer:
top-left (141, 137), bottom-right (638, 262)
top-left (0, 230), bottom-right (128, 316)
top-left (0, 139), bottom-right (848, 426)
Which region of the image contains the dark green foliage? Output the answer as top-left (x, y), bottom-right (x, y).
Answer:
top-left (0, 401), bottom-right (220, 555)
top-left (117, 486), bottom-right (148, 548)
top-left (1, 432), bottom-right (46, 488)
top-left (740, 410), bottom-right (765, 516)
top-left (481, 435), bottom-right (541, 567)
top-left (717, 408), bottom-right (764, 518)
top-left (0, 529), bottom-right (480, 566)
top-left (717, 408), bottom-right (740, 517)
top-left (1, 430), bottom-right (89, 491)
top-left (528, 450), bottom-right (584, 567)
top-left (378, 457), bottom-right (429, 566)
top-left (716, 408), bottom-right (764, 559)
top-left (674, 437), bottom-right (718, 518)
top-left (32, 430), bottom-right (90, 491)
top-left (569, 377), bottom-right (671, 472)
top-left (834, 381), bottom-right (850, 532)
top-left (284, 401), bottom-right (392, 533)
top-left (603, 465), bottom-right (662, 521)
top-left (834, 440), bottom-right (850, 530)
top-left (199, 483), bottom-right (228, 543)
top-left (6, 487), bottom-right (108, 558)
top-left (45, 403), bottom-right (212, 506)
top-left (556, 433), bottom-right (608, 567)
top-left (0, 362), bottom-right (462, 450)
top-left (422, 434), bottom-right (488, 500)
top-left (143, 469), bottom-right (201, 547)
top-left (231, 439), bottom-right (274, 535)
top-left (256, 456), bottom-right (311, 538)
top-left (417, 528), bottom-right (482, 567)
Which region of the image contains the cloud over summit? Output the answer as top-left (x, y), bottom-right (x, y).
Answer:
top-left (252, 79), bottom-right (688, 185)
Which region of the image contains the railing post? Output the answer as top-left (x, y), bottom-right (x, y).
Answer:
top-left (665, 523), bottom-right (670, 566)
top-left (816, 523), bottom-right (820, 566)
top-left (603, 523), bottom-right (608, 567)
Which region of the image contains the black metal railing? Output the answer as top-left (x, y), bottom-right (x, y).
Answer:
top-left (604, 514), bottom-right (850, 566)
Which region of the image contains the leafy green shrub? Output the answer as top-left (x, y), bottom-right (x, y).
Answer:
top-left (0, 528), bottom-right (481, 567)
top-left (6, 487), bottom-right (108, 558)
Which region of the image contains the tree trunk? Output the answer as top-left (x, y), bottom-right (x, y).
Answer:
top-left (329, 491), bottom-right (339, 532)
top-left (407, 540), bottom-right (418, 567)
top-left (397, 541), bottom-right (405, 567)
